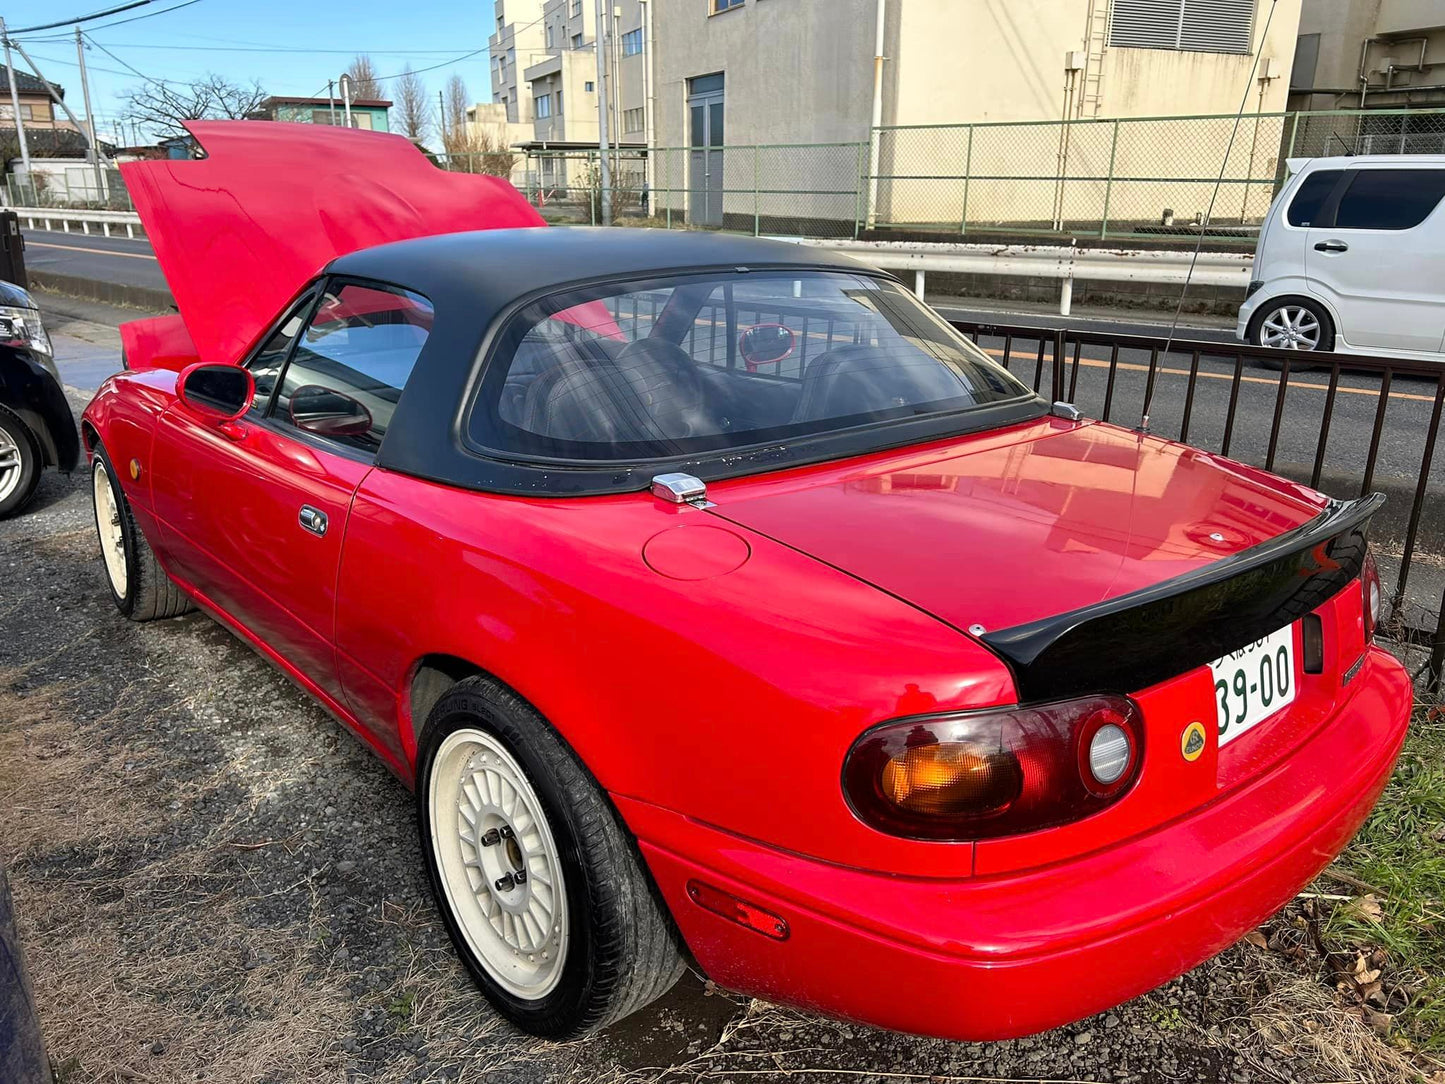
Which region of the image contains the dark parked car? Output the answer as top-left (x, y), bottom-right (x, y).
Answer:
top-left (0, 281), bottom-right (77, 518)
top-left (0, 860), bottom-right (52, 1084)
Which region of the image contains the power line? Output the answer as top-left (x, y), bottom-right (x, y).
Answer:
top-left (11, 0), bottom-right (152, 35)
top-left (15, 0), bottom-right (204, 37)
top-left (24, 40), bottom-right (488, 55)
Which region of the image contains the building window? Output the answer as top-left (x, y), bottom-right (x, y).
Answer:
top-left (711, 0), bottom-right (744, 12)
top-left (1108, 0), bottom-right (1254, 55)
top-left (0, 104), bottom-right (33, 121)
top-left (571, 0), bottom-right (582, 13)
top-left (585, 80), bottom-right (595, 92)
top-left (623, 107), bottom-right (644, 133)
top-left (621, 28), bottom-right (643, 55)
top-left (546, 24), bottom-right (554, 47)
top-left (572, 32), bottom-right (584, 48)
top-left (556, 90), bottom-right (563, 114)
top-left (535, 93), bottom-right (552, 118)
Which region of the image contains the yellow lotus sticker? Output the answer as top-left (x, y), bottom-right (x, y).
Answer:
top-left (1181, 720), bottom-right (1208, 762)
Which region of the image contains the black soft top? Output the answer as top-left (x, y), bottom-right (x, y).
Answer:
top-left (330, 228), bottom-right (1044, 497)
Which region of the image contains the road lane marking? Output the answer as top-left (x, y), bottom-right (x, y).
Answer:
top-left (982, 347), bottom-right (1438, 404)
top-left (28, 240), bottom-right (157, 261)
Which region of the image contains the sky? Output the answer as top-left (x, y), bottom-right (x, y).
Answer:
top-left (5, 0), bottom-right (500, 144)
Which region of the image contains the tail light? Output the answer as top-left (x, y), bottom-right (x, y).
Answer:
top-left (1362, 550), bottom-right (1381, 642)
top-left (843, 696), bottom-right (1144, 841)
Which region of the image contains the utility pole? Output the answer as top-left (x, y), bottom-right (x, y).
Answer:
top-left (639, 0), bottom-right (654, 207)
top-left (328, 79), bottom-right (337, 125)
top-left (0, 19), bottom-right (32, 199)
top-left (11, 40), bottom-right (99, 190)
top-left (339, 72), bottom-right (354, 128)
top-left (594, 3), bottom-right (612, 225)
top-left (75, 28), bottom-right (106, 201)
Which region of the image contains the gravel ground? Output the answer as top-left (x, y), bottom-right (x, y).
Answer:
top-left (0, 392), bottom-right (1425, 1084)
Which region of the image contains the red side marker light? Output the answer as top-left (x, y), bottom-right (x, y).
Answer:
top-left (686, 880), bottom-right (790, 941)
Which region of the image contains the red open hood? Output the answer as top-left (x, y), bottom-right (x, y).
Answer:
top-left (711, 418), bottom-right (1330, 637)
top-left (120, 120), bottom-right (545, 365)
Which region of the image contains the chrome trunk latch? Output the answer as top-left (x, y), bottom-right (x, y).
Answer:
top-left (651, 473), bottom-right (712, 508)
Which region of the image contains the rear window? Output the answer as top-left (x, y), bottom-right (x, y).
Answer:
top-left (469, 271), bottom-right (1030, 462)
top-left (1334, 169), bottom-right (1445, 230)
top-left (1286, 169), bottom-right (1342, 227)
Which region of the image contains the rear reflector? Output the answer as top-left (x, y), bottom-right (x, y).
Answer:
top-left (686, 880), bottom-right (790, 941)
top-left (1302, 613), bottom-right (1324, 673)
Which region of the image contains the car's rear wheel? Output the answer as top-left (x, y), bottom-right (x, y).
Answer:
top-left (91, 443), bottom-right (193, 621)
top-left (1248, 298), bottom-right (1335, 369)
top-left (0, 404), bottom-right (41, 519)
top-left (417, 676), bottom-right (685, 1037)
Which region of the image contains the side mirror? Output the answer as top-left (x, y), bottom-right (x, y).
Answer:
top-left (288, 384), bottom-right (373, 438)
top-left (178, 363), bottom-right (252, 421)
top-left (739, 323), bottom-right (795, 372)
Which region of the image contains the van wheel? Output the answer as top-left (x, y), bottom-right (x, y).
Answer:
top-left (1248, 299), bottom-right (1334, 368)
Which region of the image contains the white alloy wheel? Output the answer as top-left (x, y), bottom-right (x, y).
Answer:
top-left (93, 459), bottom-right (129, 598)
top-left (1258, 304), bottom-right (1323, 350)
top-left (427, 727), bottom-right (568, 1000)
top-left (0, 423), bottom-right (22, 504)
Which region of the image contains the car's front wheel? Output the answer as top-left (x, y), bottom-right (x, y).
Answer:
top-left (417, 676), bottom-right (685, 1037)
top-left (0, 404), bottom-right (41, 519)
top-left (91, 443), bottom-right (193, 621)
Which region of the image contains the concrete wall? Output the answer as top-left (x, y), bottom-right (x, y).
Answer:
top-left (1292, 0), bottom-right (1445, 108)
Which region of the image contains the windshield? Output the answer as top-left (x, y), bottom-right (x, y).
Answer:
top-left (469, 270), bottom-right (1032, 463)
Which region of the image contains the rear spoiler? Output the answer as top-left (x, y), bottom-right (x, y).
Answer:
top-left (982, 493), bottom-right (1383, 701)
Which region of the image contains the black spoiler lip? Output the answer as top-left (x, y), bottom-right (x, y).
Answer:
top-left (981, 492), bottom-right (1384, 702)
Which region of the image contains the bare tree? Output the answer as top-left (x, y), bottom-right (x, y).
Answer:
top-left (121, 74), bottom-right (268, 139)
top-left (345, 55), bottom-right (384, 101)
top-left (442, 125), bottom-right (518, 177)
top-left (441, 74), bottom-right (469, 146)
top-left (394, 66), bottom-right (429, 144)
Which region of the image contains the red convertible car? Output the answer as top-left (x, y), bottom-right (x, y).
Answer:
top-left (84, 122), bottom-right (1411, 1040)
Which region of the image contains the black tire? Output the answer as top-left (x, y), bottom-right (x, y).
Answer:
top-left (91, 442), bottom-right (193, 621)
top-left (416, 676), bottom-right (685, 1038)
top-left (1247, 297), bottom-right (1335, 370)
top-left (0, 404), bottom-right (42, 519)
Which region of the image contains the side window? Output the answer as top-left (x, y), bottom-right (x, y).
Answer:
top-left (1285, 169), bottom-right (1343, 227)
top-left (245, 295), bottom-right (313, 411)
top-left (271, 281), bottom-right (434, 455)
top-left (1334, 169), bottom-right (1445, 231)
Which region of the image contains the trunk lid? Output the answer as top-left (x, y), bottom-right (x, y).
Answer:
top-left (120, 120), bottom-right (545, 367)
top-left (710, 417), bottom-right (1330, 642)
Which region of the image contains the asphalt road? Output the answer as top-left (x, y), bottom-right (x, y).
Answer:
top-left (24, 228), bottom-right (170, 291)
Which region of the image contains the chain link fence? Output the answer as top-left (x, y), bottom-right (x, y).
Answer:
top-left (9, 108), bottom-right (1445, 243)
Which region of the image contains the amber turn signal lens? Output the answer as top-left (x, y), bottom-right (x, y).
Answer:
top-left (844, 695), bottom-right (1144, 841)
top-left (880, 743), bottom-right (1021, 817)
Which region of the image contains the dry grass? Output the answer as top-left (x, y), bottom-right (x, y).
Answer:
top-left (0, 669), bottom-right (355, 1084)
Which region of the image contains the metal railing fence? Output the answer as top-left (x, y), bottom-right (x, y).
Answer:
top-left (950, 321), bottom-right (1445, 692)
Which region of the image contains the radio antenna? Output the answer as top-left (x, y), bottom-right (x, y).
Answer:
top-left (1140, 0), bottom-right (1282, 432)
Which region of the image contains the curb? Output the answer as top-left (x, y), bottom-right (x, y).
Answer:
top-left (29, 271), bottom-right (173, 314)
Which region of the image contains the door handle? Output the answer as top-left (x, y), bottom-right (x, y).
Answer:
top-left (1314, 240), bottom-right (1349, 253)
top-left (298, 505), bottom-right (328, 537)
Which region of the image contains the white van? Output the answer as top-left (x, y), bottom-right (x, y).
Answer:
top-left (1237, 155), bottom-right (1445, 361)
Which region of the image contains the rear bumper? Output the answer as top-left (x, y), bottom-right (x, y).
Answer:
top-left (624, 647), bottom-right (1411, 1040)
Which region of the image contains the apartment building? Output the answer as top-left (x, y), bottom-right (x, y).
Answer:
top-left (1291, 0), bottom-right (1445, 113)
top-left (490, 0), bottom-right (548, 126)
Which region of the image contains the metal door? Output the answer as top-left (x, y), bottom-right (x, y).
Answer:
top-left (688, 75), bottom-right (724, 227)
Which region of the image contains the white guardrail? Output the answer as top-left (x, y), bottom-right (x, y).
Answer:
top-left (12, 210), bottom-right (1255, 316)
top-left (13, 207), bottom-right (143, 239)
top-left (795, 238), bottom-right (1256, 316)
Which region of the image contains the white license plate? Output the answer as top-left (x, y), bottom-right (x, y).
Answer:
top-left (1210, 624), bottom-right (1297, 747)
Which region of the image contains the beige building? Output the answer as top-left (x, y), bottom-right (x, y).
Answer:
top-left (490, 0), bottom-right (549, 125)
top-left (1290, 0), bottom-right (1445, 112)
top-left (650, 0), bottom-right (1302, 229)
